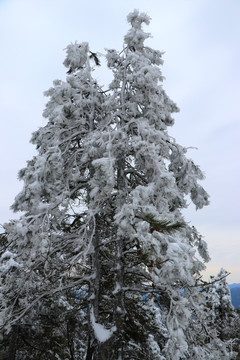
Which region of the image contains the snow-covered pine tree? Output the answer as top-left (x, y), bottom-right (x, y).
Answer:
top-left (204, 269), bottom-right (235, 340)
top-left (181, 267), bottom-right (238, 359)
top-left (0, 42), bottom-right (107, 359)
top-left (0, 9), bottom-right (235, 360)
top-left (201, 269), bottom-right (239, 355)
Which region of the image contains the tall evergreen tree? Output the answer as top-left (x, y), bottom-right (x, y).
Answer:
top-left (201, 268), bottom-right (239, 357)
top-left (0, 10), bottom-right (235, 359)
top-left (204, 269), bottom-right (235, 340)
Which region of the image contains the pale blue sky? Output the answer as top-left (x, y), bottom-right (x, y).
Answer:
top-left (0, 0), bottom-right (239, 282)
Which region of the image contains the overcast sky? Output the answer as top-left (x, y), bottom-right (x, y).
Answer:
top-left (0, 0), bottom-right (239, 283)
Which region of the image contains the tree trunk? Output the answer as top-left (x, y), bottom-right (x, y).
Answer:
top-left (8, 325), bottom-right (19, 360)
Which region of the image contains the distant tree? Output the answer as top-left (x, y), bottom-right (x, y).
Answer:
top-left (200, 269), bottom-right (239, 357)
top-left (0, 9), bottom-right (235, 360)
top-left (205, 269), bottom-right (235, 339)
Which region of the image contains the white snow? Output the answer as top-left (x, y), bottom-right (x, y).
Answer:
top-left (90, 307), bottom-right (116, 343)
top-left (112, 282), bottom-right (121, 295)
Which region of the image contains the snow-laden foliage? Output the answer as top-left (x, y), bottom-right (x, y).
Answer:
top-left (200, 268), bottom-right (239, 357)
top-left (0, 9), bottom-right (234, 360)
